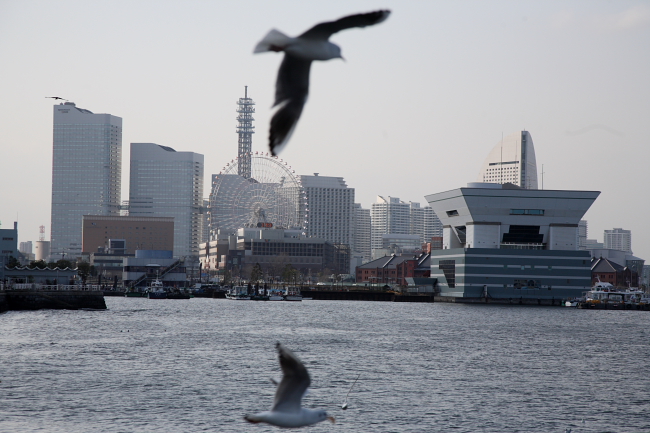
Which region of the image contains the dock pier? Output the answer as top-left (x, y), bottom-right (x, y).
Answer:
top-left (0, 284), bottom-right (106, 312)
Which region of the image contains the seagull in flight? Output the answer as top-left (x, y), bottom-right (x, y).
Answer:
top-left (46, 96), bottom-right (67, 101)
top-left (244, 343), bottom-right (335, 428)
top-left (254, 10), bottom-right (391, 156)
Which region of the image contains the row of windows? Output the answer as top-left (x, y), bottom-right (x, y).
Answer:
top-left (510, 209), bottom-right (545, 215)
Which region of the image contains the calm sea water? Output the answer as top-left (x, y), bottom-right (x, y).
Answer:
top-left (1, 297), bottom-right (649, 433)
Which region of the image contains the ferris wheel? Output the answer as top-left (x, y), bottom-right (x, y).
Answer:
top-left (209, 152), bottom-right (308, 235)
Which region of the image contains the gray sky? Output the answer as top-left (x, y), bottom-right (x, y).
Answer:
top-left (1, 1), bottom-right (649, 259)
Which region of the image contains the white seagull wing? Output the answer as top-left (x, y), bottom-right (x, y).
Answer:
top-left (269, 55), bottom-right (311, 155)
top-left (271, 342), bottom-right (311, 413)
top-left (299, 10), bottom-right (391, 40)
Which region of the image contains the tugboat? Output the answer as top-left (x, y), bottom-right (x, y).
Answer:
top-left (147, 279), bottom-right (167, 299)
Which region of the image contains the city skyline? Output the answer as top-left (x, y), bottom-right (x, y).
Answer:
top-left (1, 1), bottom-right (649, 260)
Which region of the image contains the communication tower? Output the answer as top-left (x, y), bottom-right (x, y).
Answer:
top-left (39, 225), bottom-right (45, 241)
top-left (236, 86), bottom-right (255, 179)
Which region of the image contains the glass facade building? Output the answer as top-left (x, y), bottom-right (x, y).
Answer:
top-left (50, 102), bottom-right (122, 260)
top-left (129, 143), bottom-right (204, 259)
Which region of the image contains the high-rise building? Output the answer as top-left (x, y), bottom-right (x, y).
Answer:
top-left (477, 130), bottom-right (538, 189)
top-left (409, 202), bottom-right (443, 243)
top-left (129, 143), bottom-right (204, 258)
top-left (50, 102), bottom-right (122, 260)
top-left (300, 174), bottom-right (354, 248)
top-left (352, 203), bottom-right (371, 263)
top-left (603, 228), bottom-right (632, 254)
top-left (19, 241), bottom-right (33, 255)
top-left (371, 196), bottom-right (410, 251)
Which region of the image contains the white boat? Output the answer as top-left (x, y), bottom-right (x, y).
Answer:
top-left (148, 279), bottom-right (167, 299)
top-left (268, 292), bottom-right (284, 301)
top-left (284, 287), bottom-right (303, 302)
top-left (583, 282), bottom-right (646, 308)
top-left (225, 285), bottom-right (251, 300)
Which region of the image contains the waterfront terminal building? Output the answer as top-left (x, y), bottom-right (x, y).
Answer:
top-left (424, 183), bottom-right (600, 300)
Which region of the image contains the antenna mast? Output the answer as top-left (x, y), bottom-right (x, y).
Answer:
top-left (236, 86), bottom-right (255, 179)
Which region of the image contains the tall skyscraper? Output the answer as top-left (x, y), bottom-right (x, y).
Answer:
top-left (604, 228), bottom-right (632, 253)
top-left (477, 130), bottom-right (538, 189)
top-left (300, 174), bottom-right (354, 247)
top-left (50, 102), bottom-right (122, 260)
top-left (371, 196), bottom-right (410, 251)
top-left (409, 202), bottom-right (443, 243)
top-left (352, 203), bottom-right (371, 263)
top-left (129, 143), bottom-right (204, 258)
top-left (371, 196), bottom-right (441, 257)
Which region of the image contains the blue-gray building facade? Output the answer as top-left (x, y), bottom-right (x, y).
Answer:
top-left (429, 248), bottom-right (592, 299)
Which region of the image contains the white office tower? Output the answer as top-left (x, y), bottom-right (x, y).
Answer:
top-left (371, 196), bottom-right (410, 251)
top-left (300, 174), bottom-right (354, 247)
top-left (604, 228), bottom-right (632, 253)
top-left (129, 143), bottom-right (204, 258)
top-left (410, 202), bottom-right (443, 243)
top-left (477, 130), bottom-right (538, 189)
top-left (578, 220), bottom-right (588, 250)
top-left (50, 102), bottom-right (122, 260)
top-left (353, 203), bottom-right (371, 263)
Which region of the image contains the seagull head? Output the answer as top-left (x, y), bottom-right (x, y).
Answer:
top-left (320, 411), bottom-right (336, 424)
top-left (331, 44), bottom-right (344, 61)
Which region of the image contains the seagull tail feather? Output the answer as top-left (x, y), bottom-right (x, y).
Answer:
top-left (254, 29), bottom-right (291, 53)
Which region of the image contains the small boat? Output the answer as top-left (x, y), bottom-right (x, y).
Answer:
top-left (147, 279), bottom-right (167, 299)
top-left (580, 282), bottom-right (647, 309)
top-left (264, 288), bottom-right (284, 301)
top-left (284, 287), bottom-right (303, 302)
top-left (225, 285), bottom-right (251, 300)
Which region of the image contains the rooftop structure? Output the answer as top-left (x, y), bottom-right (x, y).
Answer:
top-left (425, 183), bottom-right (599, 251)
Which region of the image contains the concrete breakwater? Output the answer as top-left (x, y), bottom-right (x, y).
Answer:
top-left (300, 290), bottom-right (568, 306)
top-left (301, 290), bottom-right (434, 302)
top-left (0, 290), bottom-right (106, 312)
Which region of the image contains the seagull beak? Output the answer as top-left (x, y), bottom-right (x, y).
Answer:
top-left (340, 56), bottom-right (346, 62)
top-left (327, 416), bottom-right (336, 423)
